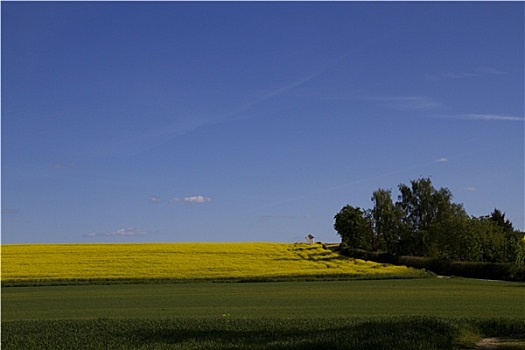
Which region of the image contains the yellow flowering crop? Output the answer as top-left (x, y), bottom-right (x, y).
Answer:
top-left (1, 242), bottom-right (420, 283)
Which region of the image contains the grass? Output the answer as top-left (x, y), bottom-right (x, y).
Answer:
top-left (2, 278), bottom-right (524, 349)
top-left (4, 316), bottom-right (524, 350)
top-left (2, 316), bottom-right (524, 349)
top-left (2, 279), bottom-right (523, 321)
top-left (1, 242), bottom-right (427, 285)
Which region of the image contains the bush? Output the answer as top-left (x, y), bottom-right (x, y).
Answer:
top-left (340, 248), bottom-right (525, 281)
top-left (340, 248), bottom-right (396, 264)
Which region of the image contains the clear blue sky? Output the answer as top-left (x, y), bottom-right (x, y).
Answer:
top-left (2, 2), bottom-right (523, 244)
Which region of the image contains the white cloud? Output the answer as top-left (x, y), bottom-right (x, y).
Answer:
top-left (83, 228), bottom-right (149, 237)
top-left (183, 195), bottom-right (211, 204)
top-left (149, 196), bottom-right (163, 204)
top-left (113, 228), bottom-right (149, 236)
top-left (464, 187), bottom-right (476, 192)
top-left (435, 157), bottom-right (448, 162)
top-left (166, 196), bottom-right (212, 204)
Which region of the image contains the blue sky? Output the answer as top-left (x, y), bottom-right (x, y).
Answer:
top-left (2, 2), bottom-right (523, 244)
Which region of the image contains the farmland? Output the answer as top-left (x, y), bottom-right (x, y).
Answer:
top-left (2, 243), bottom-right (524, 349)
top-left (2, 279), bottom-right (524, 349)
top-left (2, 279), bottom-right (522, 321)
top-left (1, 242), bottom-right (426, 284)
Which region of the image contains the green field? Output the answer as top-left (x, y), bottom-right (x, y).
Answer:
top-left (2, 278), bottom-right (523, 321)
top-left (2, 278), bottom-right (524, 349)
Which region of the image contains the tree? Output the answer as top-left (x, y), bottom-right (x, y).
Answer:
top-left (334, 178), bottom-right (521, 264)
top-left (397, 177), bottom-right (454, 233)
top-left (475, 209), bottom-right (524, 263)
top-left (429, 213), bottom-right (481, 261)
top-left (334, 205), bottom-right (373, 250)
top-left (517, 235), bottom-right (525, 266)
top-left (396, 177), bottom-right (461, 256)
top-left (487, 209), bottom-right (514, 233)
top-left (370, 189), bottom-right (404, 253)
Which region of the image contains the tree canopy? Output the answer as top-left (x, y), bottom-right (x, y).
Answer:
top-left (334, 177), bottom-right (524, 265)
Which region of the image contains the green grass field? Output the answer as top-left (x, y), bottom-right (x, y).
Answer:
top-left (2, 278), bottom-right (524, 349)
top-left (2, 278), bottom-right (523, 321)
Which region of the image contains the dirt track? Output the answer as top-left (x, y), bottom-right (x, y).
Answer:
top-left (475, 335), bottom-right (525, 349)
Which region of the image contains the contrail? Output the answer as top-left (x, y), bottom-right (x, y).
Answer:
top-left (111, 24), bottom-right (409, 158)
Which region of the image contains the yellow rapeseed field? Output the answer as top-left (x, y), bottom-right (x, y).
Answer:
top-left (1, 242), bottom-right (421, 283)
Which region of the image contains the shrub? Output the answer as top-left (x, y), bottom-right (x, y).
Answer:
top-left (341, 248), bottom-right (525, 281)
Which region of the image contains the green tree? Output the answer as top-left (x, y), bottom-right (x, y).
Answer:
top-left (335, 178), bottom-right (521, 264)
top-left (471, 217), bottom-right (507, 262)
top-left (334, 205), bottom-right (373, 250)
top-left (397, 178), bottom-right (460, 256)
top-left (517, 235), bottom-right (525, 266)
top-left (429, 213), bottom-right (482, 261)
top-left (397, 178), bottom-right (454, 232)
top-left (488, 209), bottom-right (524, 263)
top-left (370, 189), bottom-right (405, 253)
top-left (487, 209), bottom-right (514, 233)
top-left (478, 209), bottom-right (523, 264)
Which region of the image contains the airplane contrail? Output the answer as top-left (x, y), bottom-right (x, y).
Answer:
top-left (107, 24), bottom-right (410, 159)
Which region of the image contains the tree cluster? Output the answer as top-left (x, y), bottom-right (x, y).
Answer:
top-left (334, 178), bottom-right (524, 265)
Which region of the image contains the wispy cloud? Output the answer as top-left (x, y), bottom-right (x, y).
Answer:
top-left (426, 71), bottom-right (476, 80)
top-left (435, 157), bottom-right (448, 163)
top-left (361, 96), bottom-right (442, 111)
top-left (86, 60), bottom-right (335, 159)
top-left (182, 195), bottom-right (211, 204)
top-left (464, 187), bottom-right (476, 192)
top-left (169, 195), bottom-right (212, 204)
top-left (87, 43), bottom-right (402, 159)
top-left (426, 66), bottom-right (505, 81)
top-left (148, 194), bottom-right (213, 204)
top-left (149, 196), bottom-right (163, 204)
top-left (477, 67), bottom-right (506, 75)
top-left (83, 227), bottom-right (150, 237)
top-left (443, 114), bottom-right (524, 122)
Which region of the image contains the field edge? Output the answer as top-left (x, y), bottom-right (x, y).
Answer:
top-left (1, 270), bottom-right (434, 287)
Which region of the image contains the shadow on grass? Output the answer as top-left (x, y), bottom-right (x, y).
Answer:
top-left (3, 317), bottom-right (524, 350)
top-left (126, 317), bottom-right (456, 350)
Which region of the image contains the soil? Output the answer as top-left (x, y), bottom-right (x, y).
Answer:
top-left (475, 335), bottom-right (525, 349)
